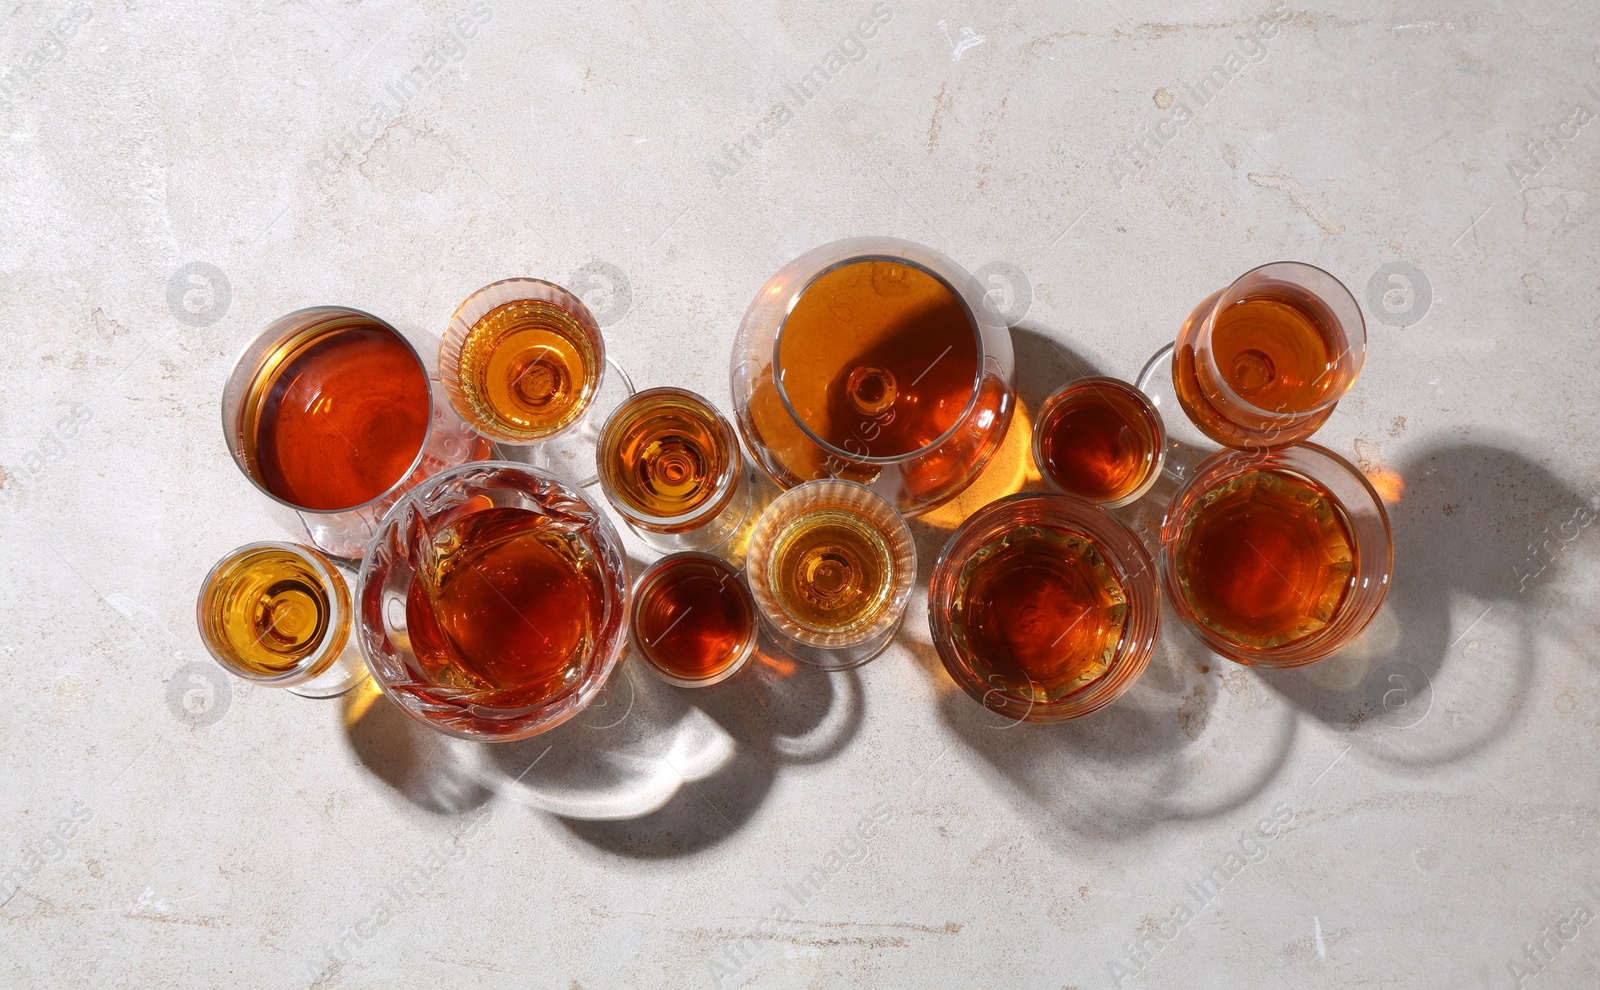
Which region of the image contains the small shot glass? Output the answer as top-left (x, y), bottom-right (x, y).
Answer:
top-left (630, 552), bottom-right (759, 688)
top-left (195, 541), bottom-right (368, 698)
top-left (1033, 377), bottom-right (1166, 508)
top-left (597, 388), bottom-right (751, 553)
top-left (745, 480), bottom-right (916, 670)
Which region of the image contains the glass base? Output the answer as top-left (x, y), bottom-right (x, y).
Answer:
top-left (495, 356), bottom-right (636, 488)
top-left (286, 648), bottom-right (370, 698)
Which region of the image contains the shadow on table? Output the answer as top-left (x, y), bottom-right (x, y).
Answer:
top-left (1256, 436), bottom-right (1596, 768)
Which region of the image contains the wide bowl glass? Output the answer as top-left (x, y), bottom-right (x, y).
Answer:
top-left (1160, 443), bottom-right (1392, 667)
top-left (729, 237), bottom-right (1016, 517)
top-left (929, 492), bottom-right (1159, 722)
top-left (357, 461), bottom-right (630, 741)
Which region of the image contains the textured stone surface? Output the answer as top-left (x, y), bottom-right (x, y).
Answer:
top-left (2, 0), bottom-right (1599, 987)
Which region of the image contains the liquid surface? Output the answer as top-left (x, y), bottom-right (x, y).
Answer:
top-left (634, 557), bottom-right (755, 680)
top-left (602, 392), bottom-right (731, 522)
top-left (777, 259), bottom-right (980, 459)
top-left (1175, 470), bottom-right (1356, 649)
top-left (769, 508), bottom-right (894, 634)
top-left (456, 299), bottom-right (597, 440)
top-left (202, 548), bottom-right (338, 676)
top-left (247, 322), bottom-right (430, 511)
top-left (406, 506), bottom-right (606, 707)
top-left (1209, 290), bottom-right (1342, 414)
top-left (1038, 382), bottom-right (1160, 502)
top-left (950, 524), bottom-right (1127, 702)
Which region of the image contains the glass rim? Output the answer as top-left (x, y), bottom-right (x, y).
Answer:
top-left (770, 243), bottom-right (989, 466)
top-left (221, 305), bottom-right (437, 517)
top-left (629, 551), bottom-right (759, 688)
top-left (194, 540), bottom-right (352, 685)
top-left (1031, 376), bottom-right (1167, 509)
top-left (597, 386), bottom-right (744, 529)
top-left (440, 276), bottom-right (607, 445)
top-left (1159, 441), bottom-right (1394, 668)
top-left (1199, 260), bottom-right (1368, 420)
top-left (928, 490), bottom-right (1160, 722)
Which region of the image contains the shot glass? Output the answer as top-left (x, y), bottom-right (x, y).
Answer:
top-left (1171, 262), bottom-right (1366, 449)
top-left (630, 552), bottom-right (759, 688)
top-left (929, 492), bottom-right (1159, 722)
top-left (1033, 377), bottom-right (1166, 508)
top-left (597, 388), bottom-right (752, 553)
top-left (222, 306), bottom-right (491, 559)
top-left (1161, 443), bottom-right (1393, 667)
top-left (745, 479), bottom-right (916, 670)
top-left (195, 541), bottom-right (368, 698)
top-left (440, 278), bottom-right (633, 486)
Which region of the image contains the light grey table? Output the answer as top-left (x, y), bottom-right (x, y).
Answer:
top-left (3, 1), bottom-right (1598, 987)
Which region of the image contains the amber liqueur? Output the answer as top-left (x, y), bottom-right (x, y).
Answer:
top-left (202, 547), bottom-right (339, 676)
top-left (1037, 384), bottom-right (1160, 502)
top-left (1175, 286), bottom-right (1346, 439)
top-left (405, 505), bottom-right (609, 708)
top-left (768, 507), bottom-right (894, 634)
top-left (455, 299), bottom-right (597, 439)
top-left (604, 392), bottom-right (733, 525)
top-left (634, 556), bottom-right (754, 680)
top-left (1173, 469), bottom-right (1355, 648)
top-left (243, 317), bottom-right (430, 511)
top-left (751, 258), bottom-right (1002, 489)
top-left (949, 522), bottom-right (1129, 702)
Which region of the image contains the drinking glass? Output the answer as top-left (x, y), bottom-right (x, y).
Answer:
top-left (729, 237), bottom-right (1015, 516)
top-left (929, 493), bottom-right (1159, 722)
top-left (630, 552), bottom-right (759, 688)
top-left (1169, 262), bottom-right (1366, 449)
top-left (1161, 443), bottom-right (1393, 667)
top-left (222, 306), bottom-right (491, 560)
top-left (358, 461), bottom-right (631, 741)
top-left (195, 541), bottom-right (368, 698)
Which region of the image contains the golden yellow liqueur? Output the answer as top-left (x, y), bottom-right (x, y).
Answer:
top-left (200, 547), bottom-right (345, 677)
top-left (767, 508), bottom-right (894, 634)
top-left (456, 299), bottom-right (598, 440)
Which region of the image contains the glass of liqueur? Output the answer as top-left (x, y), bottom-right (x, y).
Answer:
top-left (223, 307), bottom-right (492, 559)
top-left (440, 278), bottom-right (632, 487)
top-left (1161, 443), bottom-right (1393, 667)
top-left (744, 480), bottom-right (916, 670)
top-left (630, 552), bottom-right (759, 688)
top-left (729, 237), bottom-right (1016, 517)
top-left (929, 493), bottom-right (1159, 722)
top-left (1033, 377), bottom-right (1166, 508)
top-left (196, 542), bottom-right (367, 698)
top-left (358, 461), bottom-right (630, 740)
top-left (597, 388), bottom-right (751, 553)
top-left (1170, 262), bottom-right (1366, 449)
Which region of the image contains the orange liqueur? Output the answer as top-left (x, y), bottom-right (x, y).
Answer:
top-left (243, 318), bottom-right (430, 511)
top-left (455, 299), bottom-right (598, 440)
top-left (634, 556), bottom-right (755, 682)
top-left (405, 506), bottom-right (608, 709)
top-left (949, 523), bottom-right (1128, 703)
top-left (1173, 470), bottom-right (1355, 648)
